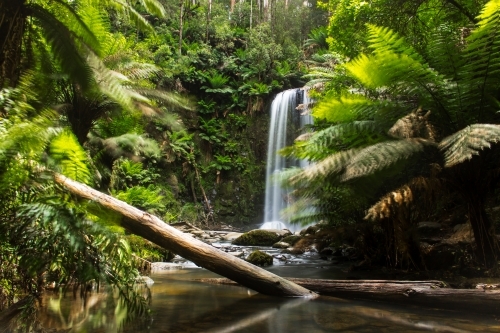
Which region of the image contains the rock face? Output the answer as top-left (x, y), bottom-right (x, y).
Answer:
top-left (232, 229), bottom-right (291, 246)
top-left (246, 250), bottom-right (273, 266)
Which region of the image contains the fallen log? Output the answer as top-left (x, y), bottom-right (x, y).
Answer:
top-left (54, 174), bottom-right (316, 298)
top-left (196, 278), bottom-right (500, 314)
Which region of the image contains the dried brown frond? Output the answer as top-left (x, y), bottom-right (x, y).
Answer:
top-left (388, 108), bottom-right (436, 141)
top-left (365, 176), bottom-right (443, 222)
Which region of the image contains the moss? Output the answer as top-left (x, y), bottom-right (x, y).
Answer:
top-left (232, 230), bottom-right (282, 246)
top-left (281, 235), bottom-right (302, 246)
top-left (127, 234), bottom-right (174, 263)
top-left (246, 250), bottom-right (273, 266)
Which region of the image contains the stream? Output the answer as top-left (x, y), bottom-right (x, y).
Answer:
top-left (34, 243), bottom-right (500, 333)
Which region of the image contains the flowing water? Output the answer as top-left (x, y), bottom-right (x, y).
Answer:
top-left (34, 264), bottom-right (500, 333)
top-left (262, 89), bottom-right (314, 233)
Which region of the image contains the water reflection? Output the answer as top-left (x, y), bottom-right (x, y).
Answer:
top-left (31, 269), bottom-right (500, 333)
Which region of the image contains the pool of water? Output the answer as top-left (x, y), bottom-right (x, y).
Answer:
top-left (35, 267), bottom-right (500, 333)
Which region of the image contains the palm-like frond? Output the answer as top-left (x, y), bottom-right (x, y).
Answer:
top-left (439, 124), bottom-right (500, 167)
top-left (50, 129), bottom-right (92, 184)
top-left (342, 138), bottom-right (432, 181)
top-left (460, 0), bottom-right (500, 121)
top-left (29, 4), bottom-right (94, 91)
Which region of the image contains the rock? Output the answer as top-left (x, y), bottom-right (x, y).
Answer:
top-left (300, 225), bottom-right (319, 236)
top-left (446, 223), bottom-right (474, 244)
top-left (319, 247), bottom-right (334, 256)
top-left (151, 262), bottom-right (183, 271)
top-left (417, 222), bottom-right (442, 236)
top-left (282, 247), bottom-right (305, 255)
top-left (272, 241), bottom-right (290, 249)
top-left (281, 235), bottom-right (302, 246)
top-left (246, 250), bottom-right (273, 266)
top-left (135, 276), bottom-right (154, 285)
top-left (228, 251), bottom-right (244, 257)
top-left (221, 232), bottom-right (243, 241)
top-left (232, 229), bottom-right (286, 246)
top-left (191, 230), bottom-right (205, 236)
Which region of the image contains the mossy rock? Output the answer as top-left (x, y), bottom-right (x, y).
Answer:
top-left (272, 241), bottom-right (290, 249)
top-left (232, 230), bottom-right (283, 246)
top-left (281, 235), bottom-right (302, 246)
top-left (246, 250), bottom-right (273, 266)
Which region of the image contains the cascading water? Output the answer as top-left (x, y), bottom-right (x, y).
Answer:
top-left (261, 89), bottom-right (313, 233)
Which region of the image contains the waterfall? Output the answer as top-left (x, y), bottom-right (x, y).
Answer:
top-left (261, 89), bottom-right (313, 233)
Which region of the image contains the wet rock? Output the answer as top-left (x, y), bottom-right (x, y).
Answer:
top-left (232, 229), bottom-right (287, 246)
top-left (300, 225), bottom-right (319, 236)
top-left (281, 235), bottom-right (302, 246)
top-left (246, 250), bottom-right (273, 266)
top-left (282, 247), bottom-right (305, 255)
top-left (136, 276), bottom-right (154, 285)
top-left (228, 251), bottom-right (244, 257)
top-left (221, 232), bottom-right (243, 241)
top-left (272, 241), bottom-right (290, 249)
top-left (151, 262), bottom-right (183, 271)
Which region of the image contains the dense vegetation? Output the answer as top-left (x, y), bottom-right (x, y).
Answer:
top-left (0, 0), bottom-right (325, 325)
top-left (284, 0), bottom-right (500, 270)
top-left (1, 0), bottom-right (500, 328)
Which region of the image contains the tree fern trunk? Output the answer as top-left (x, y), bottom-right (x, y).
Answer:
top-left (467, 198), bottom-right (498, 266)
top-left (0, 1), bottom-right (25, 89)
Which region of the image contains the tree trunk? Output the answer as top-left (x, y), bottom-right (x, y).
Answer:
top-left (179, 0), bottom-right (184, 56)
top-left (0, 1), bottom-right (25, 89)
top-left (198, 278), bottom-right (500, 314)
top-left (468, 199), bottom-right (498, 266)
top-left (53, 173), bottom-right (317, 298)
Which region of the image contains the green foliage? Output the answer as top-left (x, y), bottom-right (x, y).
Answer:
top-left (50, 129), bottom-right (92, 184)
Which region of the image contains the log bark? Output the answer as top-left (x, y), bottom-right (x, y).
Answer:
top-left (53, 173), bottom-right (316, 298)
top-left (196, 278), bottom-right (500, 314)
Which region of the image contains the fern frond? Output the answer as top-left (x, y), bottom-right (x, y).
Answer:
top-left (460, 0), bottom-right (500, 120)
top-left (365, 175), bottom-right (443, 221)
top-left (50, 0), bottom-right (102, 53)
top-left (137, 0), bottom-right (166, 18)
top-left (50, 129), bottom-right (92, 184)
top-left (29, 4), bottom-right (94, 91)
top-left (111, 0), bottom-right (155, 33)
top-left (290, 149), bottom-right (359, 184)
top-left (438, 124), bottom-right (500, 167)
top-left (313, 94), bottom-right (395, 123)
top-left (342, 138), bottom-right (432, 181)
top-left (346, 26), bottom-right (445, 101)
top-left (87, 52), bottom-right (149, 111)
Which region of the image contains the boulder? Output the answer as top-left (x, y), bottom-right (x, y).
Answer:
top-left (232, 229), bottom-right (287, 246)
top-left (281, 235), bottom-right (302, 246)
top-left (221, 232), bottom-right (243, 241)
top-left (272, 241), bottom-right (290, 249)
top-left (246, 250), bottom-right (273, 266)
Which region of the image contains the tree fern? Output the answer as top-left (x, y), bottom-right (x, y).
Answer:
top-left (29, 4), bottom-right (94, 91)
top-left (439, 124), bottom-right (500, 167)
top-left (460, 0), bottom-right (500, 122)
top-left (50, 129), bottom-right (92, 184)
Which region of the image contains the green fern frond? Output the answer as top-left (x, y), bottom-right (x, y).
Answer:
top-left (346, 26), bottom-right (445, 99)
top-left (29, 4), bottom-right (94, 91)
top-left (87, 52), bottom-right (149, 111)
top-left (103, 133), bottom-right (161, 159)
top-left (313, 93), bottom-right (401, 125)
top-left (460, 0), bottom-right (500, 120)
top-left (439, 124), bottom-right (500, 167)
top-left (111, 0), bottom-right (156, 33)
top-left (137, 0), bottom-right (166, 18)
top-left (342, 138), bottom-right (432, 181)
top-left (50, 129), bottom-right (92, 184)
top-left (290, 149), bottom-right (359, 185)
